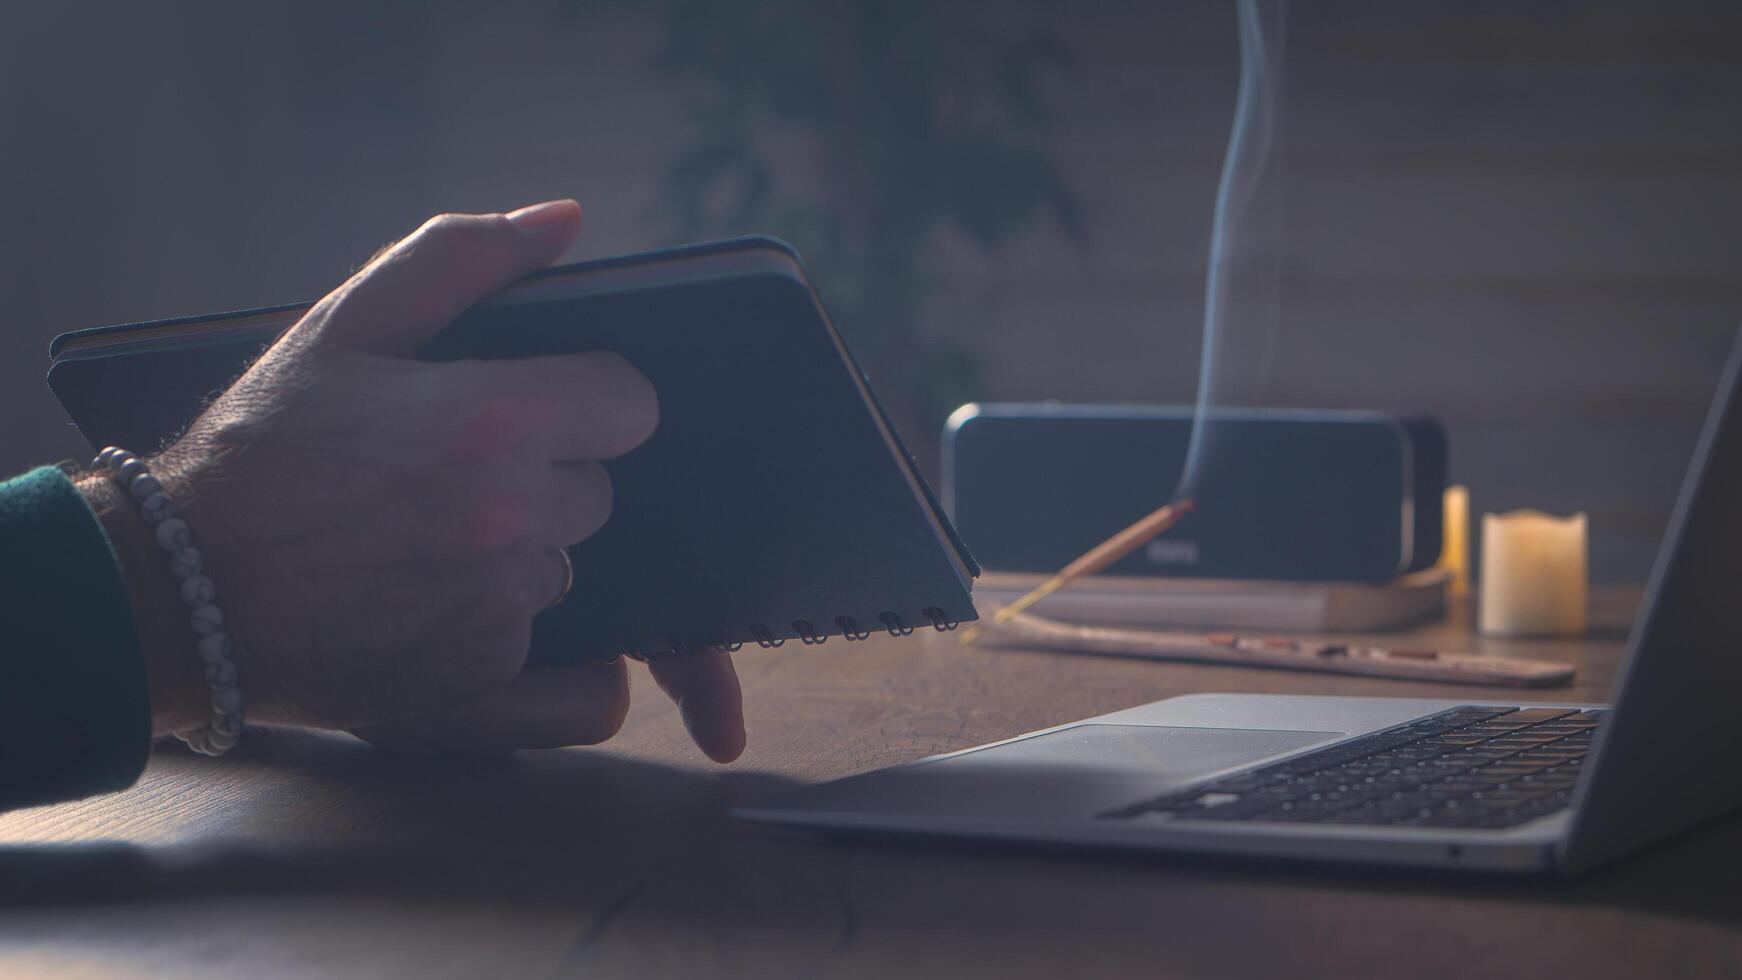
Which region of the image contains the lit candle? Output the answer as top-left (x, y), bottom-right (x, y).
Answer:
top-left (1438, 484), bottom-right (1470, 599)
top-left (1478, 510), bottom-right (1588, 636)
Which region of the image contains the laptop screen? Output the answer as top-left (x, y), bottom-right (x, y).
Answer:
top-left (1564, 324), bottom-right (1742, 870)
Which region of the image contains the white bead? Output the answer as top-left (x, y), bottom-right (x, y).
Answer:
top-left (154, 518), bottom-right (191, 552)
top-left (117, 458), bottom-right (146, 483)
top-left (211, 686), bottom-right (244, 715)
top-left (197, 632), bottom-right (232, 664)
top-left (169, 547), bottom-right (202, 578)
top-left (204, 660), bottom-right (237, 688)
top-left (205, 728), bottom-right (239, 752)
top-left (129, 473), bottom-right (161, 499)
top-left (190, 603), bottom-right (224, 636)
top-left (95, 447), bottom-right (121, 468)
top-left (180, 574), bottom-right (215, 606)
top-left (141, 492), bottom-right (176, 524)
top-left (211, 712), bottom-right (242, 737)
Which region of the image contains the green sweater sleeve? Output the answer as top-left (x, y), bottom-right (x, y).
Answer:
top-left (0, 466), bottom-right (150, 809)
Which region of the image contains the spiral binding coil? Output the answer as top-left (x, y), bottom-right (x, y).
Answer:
top-left (922, 606), bottom-right (959, 631)
top-left (624, 607), bottom-right (959, 658)
top-left (749, 624), bottom-right (785, 648)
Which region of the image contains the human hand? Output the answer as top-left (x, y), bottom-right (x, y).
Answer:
top-left (90, 201), bottom-right (745, 761)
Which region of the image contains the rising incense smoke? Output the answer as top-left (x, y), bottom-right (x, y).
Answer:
top-left (960, 3), bottom-right (1289, 644)
top-left (1175, 0), bottom-right (1288, 501)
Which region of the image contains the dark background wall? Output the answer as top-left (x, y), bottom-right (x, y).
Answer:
top-left (3, 1), bottom-right (1738, 581)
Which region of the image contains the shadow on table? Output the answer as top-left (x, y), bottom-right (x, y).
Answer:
top-left (2, 723), bottom-right (1739, 937)
top-left (0, 725), bottom-right (798, 911)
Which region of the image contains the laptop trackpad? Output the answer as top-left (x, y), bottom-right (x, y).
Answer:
top-left (793, 725), bottom-right (1343, 821)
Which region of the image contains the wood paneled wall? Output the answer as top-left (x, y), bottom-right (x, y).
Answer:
top-left (2, 1), bottom-right (1736, 580)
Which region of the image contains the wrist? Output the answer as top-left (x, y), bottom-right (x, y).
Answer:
top-left (77, 473), bottom-right (209, 736)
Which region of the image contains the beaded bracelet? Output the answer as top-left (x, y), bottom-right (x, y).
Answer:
top-left (92, 447), bottom-right (244, 756)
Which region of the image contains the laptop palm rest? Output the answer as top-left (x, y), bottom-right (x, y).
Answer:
top-left (784, 725), bottom-right (1344, 822)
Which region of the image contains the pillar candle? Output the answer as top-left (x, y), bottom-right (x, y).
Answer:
top-left (1478, 510), bottom-right (1588, 636)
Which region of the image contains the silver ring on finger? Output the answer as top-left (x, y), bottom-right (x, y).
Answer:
top-left (547, 546), bottom-right (575, 609)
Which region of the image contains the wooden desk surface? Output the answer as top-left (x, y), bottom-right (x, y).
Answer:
top-left (3, 587), bottom-right (1739, 978)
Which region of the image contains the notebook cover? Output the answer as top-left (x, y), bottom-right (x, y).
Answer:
top-left (47, 236), bottom-right (978, 666)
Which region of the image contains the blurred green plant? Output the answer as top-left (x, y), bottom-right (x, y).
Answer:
top-left (636, 0), bottom-right (1083, 447)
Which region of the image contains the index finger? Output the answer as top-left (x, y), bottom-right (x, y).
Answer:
top-left (646, 646), bottom-right (746, 763)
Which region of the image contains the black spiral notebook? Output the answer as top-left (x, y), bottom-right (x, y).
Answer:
top-left (46, 236), bottom-right (980, 666)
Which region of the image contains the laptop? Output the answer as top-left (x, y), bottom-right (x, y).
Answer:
top-left (733, 327), bottom-right (1742, 874)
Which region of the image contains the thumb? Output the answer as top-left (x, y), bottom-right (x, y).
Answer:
top-left (311, 200), bottom-right (583, 355)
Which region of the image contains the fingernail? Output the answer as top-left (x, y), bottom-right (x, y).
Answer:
top-left (505, 199), bottom-right (580, 233)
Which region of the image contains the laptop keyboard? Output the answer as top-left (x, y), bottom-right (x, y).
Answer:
top-left (1101, 706), bottom-right (1604, 830)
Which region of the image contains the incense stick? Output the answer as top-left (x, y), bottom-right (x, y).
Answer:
top-left (958, 499), bottom-right (1194, 645)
